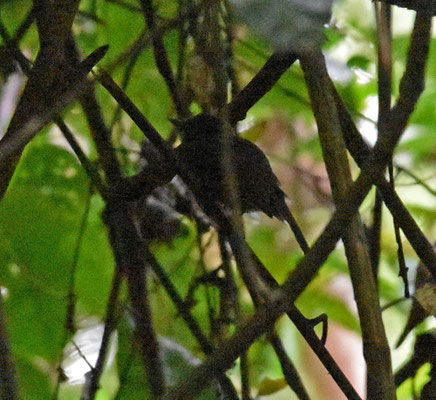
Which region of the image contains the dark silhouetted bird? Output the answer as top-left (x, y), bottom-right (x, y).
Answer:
top-left (173, 113), bottom-right (309, 253)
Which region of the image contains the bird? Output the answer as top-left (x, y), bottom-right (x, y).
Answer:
top-left (172, 113), bottom-right (309, 253)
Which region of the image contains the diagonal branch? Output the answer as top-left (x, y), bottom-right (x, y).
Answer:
top-left (143, 246), bottom-right (240, 400)
top-left (97, 69), bottom-right (362, 400)
top-left (139, 0), bottom-right (187, 117)
top-left (225, 52), bottom-right (298, 124)
top-left (164, 12), bottom-right (433, 393)
top-left (0, 24), bottom-right (108, 198)
top-left (0, 0), bottom-right (105, 201)
top-left (332, 11), bottom-right (436, 277)
top-left (300, 50), bottom-right (395, 399)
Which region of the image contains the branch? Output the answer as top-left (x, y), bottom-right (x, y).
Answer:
top-left (84, 268), bottom-right (123, 400)
top-left (225, 52), bottom-right (298, 124)
top-left (97, 69), bottom-right (362, 399)
top-left (80, 89), bottom-right (122, 185)
top-left (95, 70), bottom-right (176, 165)
top-left (268, 332), bottom-right (310, 400)
top-left (0, 25), bottom-right (108, 198)
top-left (164, 295), bottom-right (291, 400)
top-left (390, 8), bottom-right (432, 133)
top-left (104, 204), bottom-right (165, 398)
top-left (139, 0), bottom-right (187, 117)
top-left (300, 51), bottom-right (395, 399)
top-left (143, 246), bottom-right (240, 400)
top-left (331, 11), bottom-right (436, 278)
top-left (375, 0), bottom-right (436, 15)
top-left (0, 294), bottom-right (18, 400)
top-left (0, 8), bottom-right (107, 200)
top-left (55, 117), bottom-right (108, 197)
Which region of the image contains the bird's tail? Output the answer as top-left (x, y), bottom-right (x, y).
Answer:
top-left (281, 206), bottom-right (310, 254)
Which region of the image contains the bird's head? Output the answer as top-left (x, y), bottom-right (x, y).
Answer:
top-left (171, 113), bottom-right (223, 142)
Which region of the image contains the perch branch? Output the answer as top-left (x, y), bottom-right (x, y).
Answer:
top-left (97, 70), bottom-right (362, 399)
top-left (300, 51), bottom-right (395, 399)
top-left (225, 52), bottom-right (298, 124)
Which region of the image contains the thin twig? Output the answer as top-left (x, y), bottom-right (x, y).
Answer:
top-left (80, 89), bottom-right (122, 185)
top-left (143, 245), bottom-right (240, 400)
top-left (84, 268), bottom-right (123, 400)
top-left (368, 190), bottom-right (383, 283)
top-left (375, 1), bottom-right (409, 297)
top-left (396, 166), bottom-right (436, 196)
top-left (139, 0), bottom-right (187, 116)
top-left (109, 35), bottom-right (147, 129)
top-left (268, 332), bottom-right (310, 400)
top-left (53, 185), bottom-right (92, 398)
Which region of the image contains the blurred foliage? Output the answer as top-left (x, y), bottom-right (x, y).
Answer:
top-left (0, 0), bottom-right (435, 399)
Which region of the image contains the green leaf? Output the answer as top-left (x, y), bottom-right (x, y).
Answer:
top-left (257, 377), bottom-right (287, 396)
top-left (0, 144), bottom-right (92, 360)
top-left (4, 279), bottom-right (67, 360)
top-left (16, 356), bottom-right (52, 400)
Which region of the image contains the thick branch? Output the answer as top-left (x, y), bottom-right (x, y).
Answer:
top-left (331, 11), bottom-right (436, 277)
top-left (172, 31), bottom-right (434, 393)
top-left (0, 27), bottom-right (107, 198)
top-left (300, 51), bottom-right (395, 399)
top-left (104, 204), bottom-right (165, 398)
top-left (0, 11), bottom-right (105, 200)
